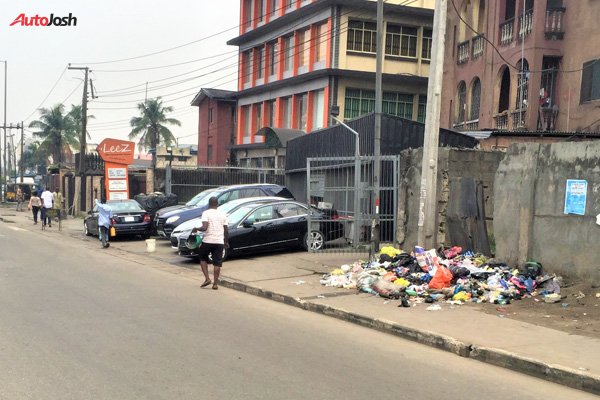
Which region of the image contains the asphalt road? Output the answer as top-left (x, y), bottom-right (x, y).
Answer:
top-left (0, 222), bottom-right (595, 400)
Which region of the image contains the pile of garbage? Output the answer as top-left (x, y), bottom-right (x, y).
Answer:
top-left (320, 246), bottom-right (564, 307)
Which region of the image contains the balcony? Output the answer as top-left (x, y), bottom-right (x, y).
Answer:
top-left (545, 8), bottom-right (565, 40)
top-left (457, 40), bottom-right (470, 64)
top-left (511, 109), bottom-right (527, 129)
top-left (494, 113), bottom-right (509, 130)
top-left (453, 119), bottom-right (480, 131)
top-left (472, 35), bottom-right (485, 59)
top-left (518, 9), bottom-right (533, 39)
top-left (500, 18), bottom-right (515, 45)
top-left (538, 105), bottom-right (559, 131)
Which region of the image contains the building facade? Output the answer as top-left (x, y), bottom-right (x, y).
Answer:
top-left (228, 0), bottom-right (435, 145)
top-left (191, 88), bottom-right (237, 166)
top-left (441, 0), bottom-right (600, 133)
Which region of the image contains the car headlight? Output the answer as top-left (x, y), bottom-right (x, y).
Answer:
top-left (166, 216), bottom-right (180, 224)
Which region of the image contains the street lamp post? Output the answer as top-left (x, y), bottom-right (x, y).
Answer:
top-left (331, 116), bottom-right (361, 248)
top-left (165, 146), bottom-right (173, 195)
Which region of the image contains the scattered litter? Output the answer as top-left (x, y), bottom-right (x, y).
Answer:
top-left (596, 293), bottom-right (600, 298)
top-left (579, 367), bottom-right (590, 372)
top-left (544, 293), bottom-right (562, 303)
top-left (293, 280), bottom-right (306, 285)
top-left (562, 303), bottom-right (569, 308)
top-left (317, 295), bottom-right (326, 299)
top-left (574, 291), bottom-right (586, 299)
top-left (383, 300), bottom-right (390, 304)
top-left (426, 304), bottom-right (442, 311)
top-left (544, 315), bottom-right (551, 318)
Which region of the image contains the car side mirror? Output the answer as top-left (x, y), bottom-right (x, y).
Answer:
top-left (242, 220), bottom-right (254, 228)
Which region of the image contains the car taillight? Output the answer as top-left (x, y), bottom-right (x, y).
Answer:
top-left (143, 213), bottom-right (151, 223)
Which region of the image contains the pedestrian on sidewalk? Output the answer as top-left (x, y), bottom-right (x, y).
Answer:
top-left (28, 190), bottom-right (42, 224)
top-left (52, 188), bottom-right (63, 223)
top-left (40, 187), bottom-right (53, 229)
top-left (95, 198), bottom-right (113, 248)
top-left (192, 196), bottom-right (229, 290)
top-left (15, 186), bottom-right (24, 212)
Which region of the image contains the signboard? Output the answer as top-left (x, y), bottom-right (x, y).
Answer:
top-left (564, 179), bottom-right (588, 215)
top-left (108, 167), bottom-right (127, 178)
top-left (109, 191), bottom-right (128, 201)
top-left (96, 139), bottom-right (135, 201)
top-left (108, 179), bottom-right (128, 191)
top-left (96, 138), bottom-right (135, 165)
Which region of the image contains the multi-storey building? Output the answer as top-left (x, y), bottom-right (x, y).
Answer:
top-left (441, 0), bottom-right (600, 133)
top-left (228, 0), bottom-right (435, 145)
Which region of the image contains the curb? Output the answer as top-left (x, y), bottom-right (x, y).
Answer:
top-left (217, 277), bottom-right (600, 396)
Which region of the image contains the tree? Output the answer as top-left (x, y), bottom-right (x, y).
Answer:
top-left (128, 98), bottom-right (181, 169)
top-left (28, 104), bottom-right (79, 166)
top-left (67, 104), bottom-right (94, 141)
top-left (19, 141), bottom-right (47, 175)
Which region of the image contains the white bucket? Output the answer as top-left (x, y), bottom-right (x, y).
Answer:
top-left (145, 238), bottom-right (156, 253)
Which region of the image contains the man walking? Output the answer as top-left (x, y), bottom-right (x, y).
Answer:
top-left (192, 196), bottom-right (229, 290)
top-left (40, 187), bottom-right (53, 228)
top-left (95, 198), bottom-right (113, 248)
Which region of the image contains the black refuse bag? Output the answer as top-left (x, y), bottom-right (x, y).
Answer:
top-left (135, 193), bottom-right (178, 220)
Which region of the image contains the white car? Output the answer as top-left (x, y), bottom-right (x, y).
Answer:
top-left (169, 196), bottom-right (285, 249)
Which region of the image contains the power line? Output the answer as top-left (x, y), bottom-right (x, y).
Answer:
top-left (21, 66), bottom-right (68, 123)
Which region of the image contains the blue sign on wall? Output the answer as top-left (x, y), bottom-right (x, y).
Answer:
top-left (564, 179), bottom-right (588, 215)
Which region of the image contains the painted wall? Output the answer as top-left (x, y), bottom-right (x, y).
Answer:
top-left (197, 98), bottom-right (236, 166)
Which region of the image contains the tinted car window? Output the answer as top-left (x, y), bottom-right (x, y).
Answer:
top-left (109, 201), bottom-right (144, 213)
top-left (275, 203), bottom-right (307, 218)
top-left (228, 205), bottom-right (255, 225)
top-left (245, 205), bottom-right (274, 224)
top-left (240, 188), bottom-right (264, 198)
top-left (186, 189), bottom-right (216, 206)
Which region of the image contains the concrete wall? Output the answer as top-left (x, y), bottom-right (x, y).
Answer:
top-left (494, 142), bottom-right (600, 283)
top-left (398, 148), bottom-right (504, 249)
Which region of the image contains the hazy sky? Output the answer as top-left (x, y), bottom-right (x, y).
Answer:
top-left (0, 0), bottom-right (240, 151)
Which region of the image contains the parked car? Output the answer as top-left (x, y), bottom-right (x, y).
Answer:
top-left (177, 200), bottom-right (345, 259)
top-left (84, 199), bottom-right (152, 239)
top-left (155, 184), bottom-right (294, 238)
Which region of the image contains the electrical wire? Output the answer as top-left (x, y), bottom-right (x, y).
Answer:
top-left (21, 66), bottom-right (68, 123)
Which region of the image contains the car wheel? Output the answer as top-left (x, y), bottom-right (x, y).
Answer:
top-left (84, 222), bottom-right (91, 236)
top-left (304, 231), bottom-right (324, 251)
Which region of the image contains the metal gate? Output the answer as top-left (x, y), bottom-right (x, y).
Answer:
top-left (306, 155), bottom-right (399, 253)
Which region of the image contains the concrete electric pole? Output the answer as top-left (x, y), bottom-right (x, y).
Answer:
top-left (1, 60), bottom-right (6, 201)
top-left (417, 0), bottom-right (448, 248)
top-left (373, 0), bottom-right (384, 252)
top-left (68, 65), bottom-right (89, 211)
top-left (20, 121), bottom-right (24, 183)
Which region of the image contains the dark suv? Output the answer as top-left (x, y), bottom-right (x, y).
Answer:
top-left (154, 183), bottom-right (294, 238)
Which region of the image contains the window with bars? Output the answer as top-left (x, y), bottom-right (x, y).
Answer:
top-left (470, 78), bottom-right (481, 120)
top-left (417, 95), bottom-right (427, 123)
top-left (422, 29), bottom-right (432, 60)
top-left (385, 24), bottom-right (418, 58)
top-left (284, 35), bottom-right (294, 71)
top-left (315, 23), bottom-right (327, 62)
top-left (282, 97), bottom-right (292, 128)
top-left (243, 50), bottom-right (253, 83)
top-left (382, 92), bottom-right (414, 119)
top-left (347, 20), bottom-right (377, 53)
top-left (516, 59), bottom-right (529, 109)
top-left (298, 29), bottom-right (310, 68)
top-left (256, 47), bottom-right (264, 79)
top-left (296, 93), bottom-right (308, 131)
top-left (456, 81), bottom-right (467, 123)
top-left (581, 59), bottom-right (600, 103)
top-left (268, 41), bottom-right (278, 76)
top-left (267, 100), bottom-right (276, 127)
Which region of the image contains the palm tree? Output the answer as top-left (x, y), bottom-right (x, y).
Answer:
top-left (128, 98), bottom-right (181, 169)
top-left (68, 104), bottom-right (94, 141)
top-left (28, 104), bottom-right (79, 166)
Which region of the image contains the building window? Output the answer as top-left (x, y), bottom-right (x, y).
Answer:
top-left (344, 88), bottom-right (375, 119)
top-left (312, 89), bottom-right (325, 129)
top-left (456, 81), bottom-right (467, 123)
top-left (385, 24), bottom-right (418, 58)
top-left (268, 41), bottom-right (278, 76)
top-left (244, 0), bottom-right (253, 28)
top-left (470, 78), bottom-right (481, 120)
top-left (581, 59), bottom-right (600, 103)
top-left (243, 50), bottom-right (253, 84)
top-left (298, 28), bottom-right (310, 68)
top-left (257, 0), bottom-right (266, 22)
top-left (271, 0), bottom-right (278, 17)
top-left (267, 100), bottom-right (276, 127)
top-left (284, 35), bottom-right (294, 71)
top-left (315, 23), bottom-right (327, 62)
top-left (285, 0), bottom-right (294, 10)
top-left (256, 46), bottom-right (264, 80)
top-left (208, 108), bottom-right (213, 123)
top-left (282, 97), bottom-right (292, 128)
top-left (256, 104), bottom-right (263, 130)
top-left (422, 28), bottom-right (432, 60)
top-left (347, 20), bottom-right (377, 53)
top-left (383, 92), bottom-right (414, 119)
top-left (207, 144), bottom-right (213, 161)
top-left (296, 93), bottom-right (308, 131)
top-left (243, 106), bottom-right (251, 142)
top-left (516, 59), bottom-right (529, 109)
top-left (417, 95), bottom-right (427, 123)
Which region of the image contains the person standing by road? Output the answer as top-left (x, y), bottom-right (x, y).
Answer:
top-left (95, 198), bottom-right (113, 248)
top-left (28, 190), bottom-right (42, 224)
top-left (40, 187), bottom-right (53, 228)
top-left (192, 196), bottom-right (229, 290)
top-left (15, 186), bottom-right (24, 212)
top-left (52, 188), bottom-right (63, 224)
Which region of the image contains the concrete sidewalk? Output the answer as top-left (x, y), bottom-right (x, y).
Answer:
top-left (2, 207), bottom-right (599, 395)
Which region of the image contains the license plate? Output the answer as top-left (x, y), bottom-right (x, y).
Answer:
top-left (124, 216), bottom-right (135, 222)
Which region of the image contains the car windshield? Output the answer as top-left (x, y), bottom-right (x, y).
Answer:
top-left (227, 205), bottom-right (256, 225)
top-left (185, 188), bottom-right (217, 206)
top-left (108, 201), bottom-right (143, 213)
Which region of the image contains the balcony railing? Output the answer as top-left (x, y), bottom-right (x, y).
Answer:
top-left (538, 105), bottom-right (559, 131)
top-left (472, 35), bottom-right (485, 59)
top-left (518, 10), bottom-right (533, 39)
top-left (511, 109), bottom-right (527, 129)
top-left (453, 119), bottom-right (480, 131)
top-left (500, 18), bottom-right (515, 44)
top-left (494, 113), bottom-right (509, 130)
top-left (545, 8), bottom-right (565, 39)
top-left (457, 40), bottom-right (470, 64)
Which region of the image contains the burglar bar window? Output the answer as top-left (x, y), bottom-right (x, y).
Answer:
top-left (347, 20), bottom-right (377, 53)
top-left (417, 94), bottom-right (427, 123)
top-left (580, 59), bottom-right (600, 103)
top-left (422, 29), bottom-right (433, 60)
top-left (385, 24), bottom-right (418, 58)
top-left (382, 92), bottom-right (414, 119)
top-left (344, 88), bottom-right (375, 119)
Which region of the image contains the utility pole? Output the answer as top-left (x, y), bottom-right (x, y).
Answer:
top-left (68, 65), bottom-right (89, 211)
top-left (417, 0), bottom-right (447, 248)
top-left (373, 0), bottom-right (383, 252)
top-left (1, 60), bottom-right (6, 202)
top-left (20, 121), bottom-right (24, 182)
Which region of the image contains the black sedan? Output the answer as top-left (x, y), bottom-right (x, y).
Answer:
top-left (84, 199), bottom-right (153, 239)
top-left (177, 200), bottom-right (344, 260)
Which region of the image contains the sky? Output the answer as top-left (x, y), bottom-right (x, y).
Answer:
top-left (0, 0), bottom-right (240, 153)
